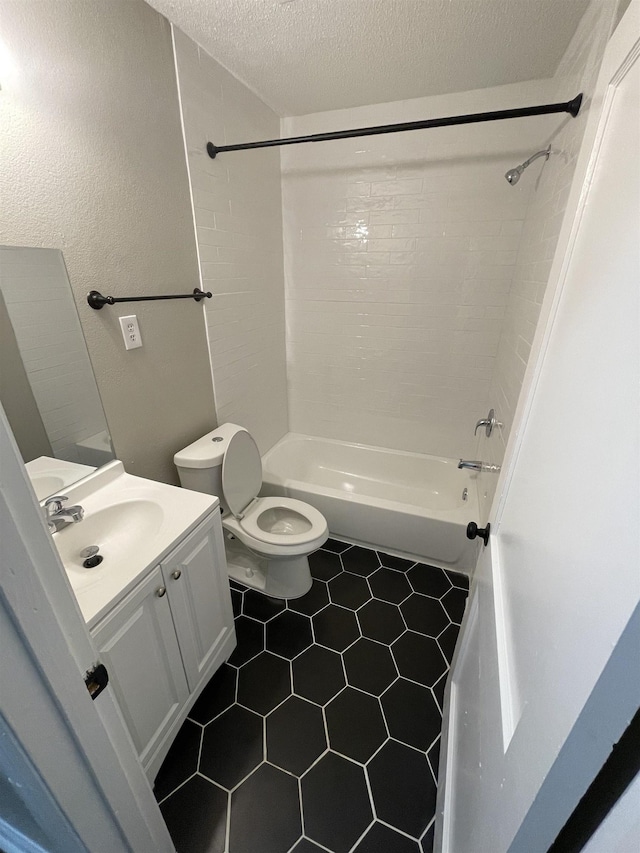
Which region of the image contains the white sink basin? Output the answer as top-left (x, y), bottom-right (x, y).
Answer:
top-left (51, 461), bottom-right (217, 627)
top-left (25, 456), bottom-right (96, 501)
top-left (55, 500), bottom-right (165, 592)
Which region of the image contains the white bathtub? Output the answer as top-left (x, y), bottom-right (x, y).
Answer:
top-left (261, 433), bottom-right (479, 574)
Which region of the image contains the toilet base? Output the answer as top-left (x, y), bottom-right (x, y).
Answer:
top-left (224, 536), bottom-right (313, 599)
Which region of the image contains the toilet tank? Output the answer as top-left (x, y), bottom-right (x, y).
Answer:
top-left (174, 423), bottom-right (247, 514)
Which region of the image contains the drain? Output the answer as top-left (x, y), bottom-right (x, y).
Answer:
top-left (80, 546), bottom-right (103, 568)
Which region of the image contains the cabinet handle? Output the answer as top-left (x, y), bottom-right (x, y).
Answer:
top-left (171, 569), bottom-right (182, 580)
top-left (156, 586), bottom-right (167, 597)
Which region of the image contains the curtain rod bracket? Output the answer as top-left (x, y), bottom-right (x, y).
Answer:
top-left (206, 94), bottom-right (583, 159)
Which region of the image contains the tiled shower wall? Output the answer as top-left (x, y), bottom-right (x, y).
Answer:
top-left (281, 80), bottom-right (559, 460)
top-left (173, 28), bottom-right (288, 455)
top-left (475, 0), bottom-right (619, 521)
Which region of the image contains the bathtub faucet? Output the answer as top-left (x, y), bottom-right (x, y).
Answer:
top-left (458, 459), bottom-right (501, 473)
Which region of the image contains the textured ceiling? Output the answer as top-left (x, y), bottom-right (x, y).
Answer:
top-left (147, 0), bottom-right (590, 116)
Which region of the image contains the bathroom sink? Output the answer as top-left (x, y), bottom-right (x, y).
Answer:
top-left (55, 500), bottom-right (165, 592)
top-left (25, 456), bottom-right (96, 501)
top-left (50, 460), bottom-right (218, 627)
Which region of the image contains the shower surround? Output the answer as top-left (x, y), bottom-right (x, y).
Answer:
top-left (281, 79), bottom-right (560, 462)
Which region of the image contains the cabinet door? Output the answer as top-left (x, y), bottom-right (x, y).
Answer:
top-left (162, 513), bottom-right (235, 692)
top-left (92, 566), bottom-right (188, 768)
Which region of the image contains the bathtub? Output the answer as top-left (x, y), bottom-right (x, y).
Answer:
top-left (261, 433), bottom-right (479, 574)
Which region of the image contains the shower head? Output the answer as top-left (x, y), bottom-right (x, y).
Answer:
top-left (505, 146), bottom-right (551, 186)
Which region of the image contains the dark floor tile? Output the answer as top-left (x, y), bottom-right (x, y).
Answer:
top-left (381, 679), bottom-right (442, 752)
top-left (369, 568), bottom-right (411, 604)
top-left (321, 538), bottom-right (352, 553)
top-left (242, 589), bottom-right (286, 622)
top-left (313, 605), bottom-right (360, 652)
top-left (228, 616), bottom-right (264, 667)
top-left (267, 696), bottom-right (326, 775)
top-left (427, 738), bottom-right (441, 782)
top-left (292, 645), bottom-right (345, 705)
top-left (237, 651), bottom-right (291, 715)
top-left (291, 840), bottom-right (325, 852)
top-left (289, 579), bottom-right (330, 616)
top-left (200, 706), bottom-right (263, 790)
top-left (358, 598), bottom-right (406, 644)
top-left (368, 740), bottom-right (436, 838)
top-left (444, 569), bottom-right (469, 591)
top-left (432, 672), bottom-right (448, 712)
top-left (400, 595), bottom-right (450, 637)
top-left (407, 564), bottom-right (452, 598)
top-left (229, 579), bottom-right (246, 592)
top-left (329, 572), bottom-right (372, 610)
top-left (266, 610), bottom-right (313, 659)
top-left (231, 588), bottom-right (242, 618)
top-left (341, 546), bottom-right (380, 576)
top-left (309, 549), bottom-right (343, 581)
top-left (325, 687), bottom-right (387, 763)
top-left (189, 664), bottom-right (237, 725)
top-left (343, 638), bottom-right (397, 696)
top-left (421, 823), bottom-right (435, 853)
top-left (437, 622), bottom-right (461, 664)
top-left (392, 632), bottom-right (448, 688)
top-left (354, 822), bottom-right (421, 852)
top-left (302, 752), bottom-right (373, 853)
top-left (154, 719), bottom-right (201, 802)
top-left (160, 775), bottom-right (227, 853)
top-left (378, 552), bottom-right (416, 573)
top-left (229, 763), bottom-right (301, 853)
top-left (442, 586), bottom-right (468, 624)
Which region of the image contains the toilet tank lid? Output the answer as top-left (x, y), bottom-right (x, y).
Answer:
top-left (173, 423), bottom-right (245, 470)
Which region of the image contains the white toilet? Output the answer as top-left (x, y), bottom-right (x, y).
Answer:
top-left (174, 423), bottom-right (328, 598)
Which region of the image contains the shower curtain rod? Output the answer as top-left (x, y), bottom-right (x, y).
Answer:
top-left (206, 93), bottom-right (583, 158)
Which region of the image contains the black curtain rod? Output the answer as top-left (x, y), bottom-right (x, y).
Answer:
top-left (207, 93), bottom-right (583, 158)
top-left (87, 288), bottom-right (212, 309)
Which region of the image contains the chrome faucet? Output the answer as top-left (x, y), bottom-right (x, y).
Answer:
top-left (458, 460), bottom-right (501, 473)
top-left (45, 495), bottom-right (85, 533)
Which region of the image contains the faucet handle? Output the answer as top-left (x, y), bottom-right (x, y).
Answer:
top-left (44, 495), bottom-right (68, 514)
top-left (474, 408), bottom-right (502, 437)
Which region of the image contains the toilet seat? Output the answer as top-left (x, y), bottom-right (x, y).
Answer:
top-left (223, 496), bottom-right (328, 557)
top-left (220, 430), bottom-right (328, 557)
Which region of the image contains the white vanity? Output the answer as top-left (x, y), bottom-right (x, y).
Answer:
top-left (41, 460), bottom-right (236, 782)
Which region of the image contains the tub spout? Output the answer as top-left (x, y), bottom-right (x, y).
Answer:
top-left (458, 459), bottom-right (501, 473)
top-left (458, 459), bottom-right (482, 471)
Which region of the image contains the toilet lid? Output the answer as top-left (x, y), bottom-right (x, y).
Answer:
top-left (222, 430), bottom-right (263, 517)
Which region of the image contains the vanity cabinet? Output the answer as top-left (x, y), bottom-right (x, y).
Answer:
top-left (91, 511), bottom-right (235, 779)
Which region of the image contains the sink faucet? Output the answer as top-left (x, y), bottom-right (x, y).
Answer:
top-left (45, 495), bottom-right (85, 533)
top-left (458, 460), bottom-right (501, 473)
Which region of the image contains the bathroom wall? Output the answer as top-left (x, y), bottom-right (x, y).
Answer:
top-left (281, 80), bottom-right (559, 459)
top-left (172, 27), bottom-right (288, 455)
top-left (0, 0), bottom-right (215, 483)
top-left (0, 247), bottom-right (107, 463)
top-left (475, 0), bottom-right (619, 521)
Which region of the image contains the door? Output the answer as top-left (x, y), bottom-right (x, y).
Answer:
top-left (92, 566), bottom-right (189, 767)
top-left (161, 513), bottom-right (235, 692)
top-left (436, 5), bottom-right (640, 852)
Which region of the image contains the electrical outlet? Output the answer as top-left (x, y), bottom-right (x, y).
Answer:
top-left (119, 315), bottom-right (143, 350)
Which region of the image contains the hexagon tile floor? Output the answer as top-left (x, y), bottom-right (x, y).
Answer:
top-left (155, 538), bottom-right (469, 853)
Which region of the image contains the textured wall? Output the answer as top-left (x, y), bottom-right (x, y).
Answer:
top-left (475, 0), bottom-right (618, 522)
top-left (173, 27), bottom-right (288, 455)
top-left (281, 80), bottom-right (560, 459)
top-left (0, 0), bottom-right (215, 483)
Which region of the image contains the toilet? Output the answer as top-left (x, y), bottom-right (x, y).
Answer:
top-left (174, 423), bottom-right (328, 598)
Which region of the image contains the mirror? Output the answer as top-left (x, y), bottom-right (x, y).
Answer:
top-left (0, 245), bottom-right (115, 499)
